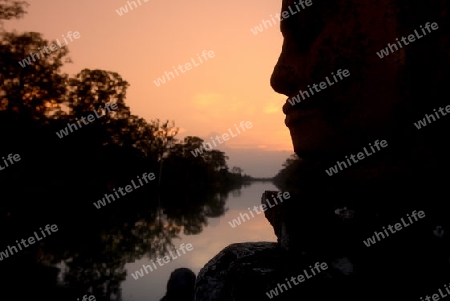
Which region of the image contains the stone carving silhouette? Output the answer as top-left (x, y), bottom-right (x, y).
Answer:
top-left (195, 1), bottom-right (450, 300)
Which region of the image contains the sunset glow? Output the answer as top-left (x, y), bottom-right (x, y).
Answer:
top-left (5, 0), bottom-right (294, 176)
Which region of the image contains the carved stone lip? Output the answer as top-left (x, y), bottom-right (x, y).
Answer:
top-left (283, 98), bottom-right (328, 127)
top-left (284, 107), bottom-right (321, 127)
top-left (283, 88), bottom-right (330, 115)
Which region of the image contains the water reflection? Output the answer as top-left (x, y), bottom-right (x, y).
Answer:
top-left (1, 181), bottom-right (276, 301)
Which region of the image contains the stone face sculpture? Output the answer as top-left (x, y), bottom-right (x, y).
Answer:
top-left (271, 0), bottom-right (450, 180)
top-left (268, 0), bottom-right (450, 255)
top-left (195, 1), bottom-right (450, 300)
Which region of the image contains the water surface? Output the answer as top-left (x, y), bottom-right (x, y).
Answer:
top-left (122, 181), bottom-right (277, 301)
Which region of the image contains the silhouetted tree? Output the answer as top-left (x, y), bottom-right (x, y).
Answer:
top-left (0, 0), bottom-right (28, 24)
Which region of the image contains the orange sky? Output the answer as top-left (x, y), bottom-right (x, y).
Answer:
top-left (5, 0), bottom-right (294, 177)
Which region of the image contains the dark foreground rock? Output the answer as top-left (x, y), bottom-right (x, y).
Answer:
top-left (194, 241), bottom-right (362, 301)
top-left (194, 242), bottom-right (284, 301)
top-left (194, 187), bottom-right (450, 301)
top-left (160, 268), bottom-right (196, 301)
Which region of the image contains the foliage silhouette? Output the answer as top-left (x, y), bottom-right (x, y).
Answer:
top-left (0, 2), bottom-right (249, 300)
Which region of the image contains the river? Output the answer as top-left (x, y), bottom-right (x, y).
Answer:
top-left (121, 181), bottom-right (277, 301)
top-left (23, 181), bottom-right (278, 301)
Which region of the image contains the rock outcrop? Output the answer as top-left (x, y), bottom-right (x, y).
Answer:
top-left (194, 242), bottom-right (284, 301)
top-left (161, 268), bottom-right (196, 301)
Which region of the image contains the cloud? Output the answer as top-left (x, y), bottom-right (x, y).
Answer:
top-left (192, 93), bottom-right (224, 107)
top-left (190, 93), bottom-right (254, 117)
top-left (263, 103), bottom-right (279, 114)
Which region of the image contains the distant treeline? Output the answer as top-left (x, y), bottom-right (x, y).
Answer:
top-left (272, 154), bottom-right (302, 194)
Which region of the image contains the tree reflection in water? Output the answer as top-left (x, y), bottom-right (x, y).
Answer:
top-left (1, 186), bottom-right (241, 301)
